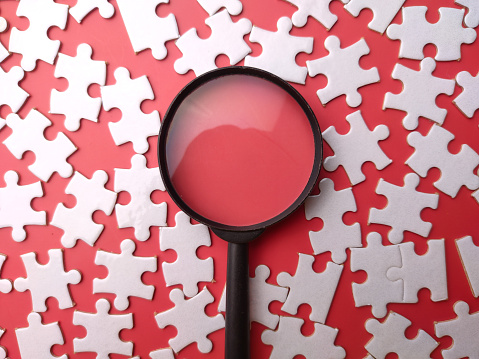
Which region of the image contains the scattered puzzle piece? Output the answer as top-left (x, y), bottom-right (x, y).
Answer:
top-left (244, 17), bottom-right (313, 84)
top-left (50, 43), bottom-right (106, 131)
top-left (0, 255), bottom-right (12, 294)
top-left (281, 0), bottom-right (349, 29)
top-left (386, 6), bottom-right (476, 61)
top-left (0, 66), bottom-right (29, 113)
top-left (114, 154), bottom-right (167, 241)
top-left (456, 236), bottom-right (479, 297)
top-left (456, 0), bottom-right (479, 28)
top-left (14, 249), bottom-right (81, 312)
top-left (344, 0), bottom-right (405, 33)
top-left (369, 173), bottom-right (439, 244)
top-left (365, 311), bottom-right (438, 358)
top-left (101, 67), bottom-right (161, 154)
top-left (454, 70), bottom-right (479, 118)
top-left (322, 110), bottom-right (391, 185)
top-left (174, 10), bottom-right (252, 76)
top-left (406, 124), bottom-right (479, 197)
top-left (70, 0), bottom-right (114, 23)
top-left (383, 57), bottom-right (455, 130)
top-left (155, 288), bottom-right (225, 353)
top-left (0, 170), bottom-right (46, 242)
top-left (0, 11), bottom-right (7, 63)
top-left (51, 170), bottom-right (117, 248)
top-left (0, 328), bottom-right (5, 359)
top-left (160, 211), bottom-right (214, 298)
top-left (197, 0), bottom-right (243, 15)
top-left (307, 36), bottom-right (379, 107)
top-left (149, 348), bottom-right (175, 359)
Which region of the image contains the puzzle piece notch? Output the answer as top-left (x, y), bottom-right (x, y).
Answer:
top-left (0, 66), bottom-right (29, 112)
top-left (155, 288), bottom-right (225, 353)
top-left (51, 170), bottom-right (117, 248)
top-left (262, 316), bottom-right (346, 359)
top-left (50, 43), bottom-right (106, 131)
top-left (369, 173), bottom-right (439, 244)
top-left (197, 0), bottom-right (243, 15)
top-left (117, 0), bottom-right (179, 60)
top-left (281, 0), bottom-right (349, 29)
top-left (16, 312), bottom-right (67, 359)
top-left (101, 67), bottom-right (161, 154)
top-left (323, 110), bottom-right (391, 185)
top-left (383, 57), bottom-right (455, 130)
top-left (0, 170), bottom-right (46, 242)
top-left (386, 6), bottom-right (476, 61)
top-left (456, 0), bottom-right (479, 27)
top-left (406, 124), bottom-right (479, 197)
top-left (174, 10), bottom-right (252, 76)
top-left (94, 239), bottom-right (157, 310)
top-left (114, 154), bottom-right (167, 241)
top-left (304, 178), bottom-right (361, 264)
top-left (365, 311), bottom-right (438, 358)
top-left (456, 236), bottom-right (479, 297)
top-left (4, 109), bottom-right (77, 181)
top-left (454, 70), bottom-right (479, 118)
top-left (307, 36), bottom-right (379, 108)
top-left (344, 0), bottom-right (405, 33)
top-left (73, 298), bottom-right (133, 358)
top-left (277, 253), bottom-right (343, 323)
top-left (244, 17), bottom-right (313, 84)
top-left (160, 211), bottom-right (214, 297)
top-left (70, 0), bottom-right (115, 23)
top-left (14, 249), bottom-right (81, 312)
top-left (0, 255), bottom-right (12, 294)
top-left (9, 0), bottom-right (68, 71)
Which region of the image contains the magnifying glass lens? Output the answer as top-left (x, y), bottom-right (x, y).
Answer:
top-left (165, 74), bottom-right (316, 227)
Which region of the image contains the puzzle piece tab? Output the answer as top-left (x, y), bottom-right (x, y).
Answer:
top-left (456, 0), bottom-right (479, 28)
top-left (454, 70), bottom-right (479, 118)
top-left (281, 0), bottom-right (349, 29)
top-left (70, 0), bottom-right (114, 23)
top-left (345, 0), bottom-right (405, 33)
top-left (0, 255), bottom-right (12, 294)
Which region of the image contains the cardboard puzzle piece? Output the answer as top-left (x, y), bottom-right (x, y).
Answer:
top-left (386, 6), bottom-right (476, 61)
top-left (0, 255), bottom-right (12, 294)
top-left (174, 10), bottom-right (252, 76)
top-left (456, 236), bottom-right (479, 297)
top-left (51, 170), bottom-right (117, 248)
top-left (350, 232), bottom-right (403, 318)
top-left (155, 288), bottom-right (225, 353)
top-left (281, 0), bottom-right (349, 29)
top-left (160, 211), bottom-right (214, 297)
top-left (454, 70), bottom-right (479, 118)
top-left (94, 239), bottom-right (157, 310)
top-left (14, 249), bottom-right (81, 312)
top-left (365, 311), bottom-right (438, 358)
top-left (0, 66), bottom-right (29, 112)
top-left (0, 171), bottom-right (46, 242)
top-left (101, 67), bottom-right (161, 154)
top-left (149, 348), bottom-right (175, 359)
top-left (369, 173), bottom-right (439, 244)
top-left (9, 0), bottom-right (68, 71)
top-left (344, 0), bottom-right (405, 33)
top-left (16, 312), bottom-right (67, 359)
top-left (50, 43), bottom-right (106, 131)
top-left (307, 36), bottom-right (379, 107)
top-left (116, 0), bottom-right (178, 60)
top-left (197, 0), bottom-right (243, 15)
top-left (323, 110), bottom-right (391, 185)
top-left (4, 109), bottom-right (77, 182)
top-left (262, 316), bottom-right (346, 359)
top-left (73, 298), bottom-right (133, 358)
top-left (304, 178), bottom-right (361, 264)
top-left (114, 154), bottom-right (167, 241)
top-left (383, 57), bottom-right (455, 130)
top-left (70, 0), bottom-right (114, 23)
top-left (387, 239), bottom-right (448, 303)
top-left (277, 253), bottom-right (343, 323)
top-left (456, 0), bottom-right (479, 28)
top-left (406, 124), bottom-right (479, 197)
top-left (245, 17), bottom-right (313, 84)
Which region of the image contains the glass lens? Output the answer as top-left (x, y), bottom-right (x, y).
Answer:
top-left (165, 74), bottom-right (316, 227)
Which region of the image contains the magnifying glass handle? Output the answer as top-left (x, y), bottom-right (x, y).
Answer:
top-left (225, 242), bottom-right (250, 359)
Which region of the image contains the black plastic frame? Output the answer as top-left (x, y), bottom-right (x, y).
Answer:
top-left (158, 66), bottom-right (323, 239)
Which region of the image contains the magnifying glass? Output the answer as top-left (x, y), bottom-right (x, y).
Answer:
top-left (158, 66), bottom-right (322, 359)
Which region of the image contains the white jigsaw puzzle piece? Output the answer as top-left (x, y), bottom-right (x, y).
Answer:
top-left (456, 236), bottom-right (479, 297)
top-left (0, 328), bottom-right (5, 359)
top-left (454, 70), bottom-right (479, 118)
top-left (0, 255), bottom-right (12, 294)
top-left (101, 67), bottom-right (161, 154)
top-left (3, 109), bottom-right (77, 182)
top-left (277, 253), bottom-right (343, 323)
top-left (51, 170), bottom-right (117, 248)
top-left (197, 0), bottom-right (243, 15)
top-left (386, 6), bottom-right (476, 61)
top-left (369, 173), bottom-right (439, 244)
top-left (307, 36), bottom-right (379, 107)
top-left (0, 66), bottom-right (29, 112)
top-left (0, 171), bottom-right (46, 242)
top-left (50, 43), bottom-right (106, 131)
top-left (406, 124), bottom-right (479, 197)
top-left (0, 11), bottom-right (8, 63)
top-left (94, 239), bottom-right (157, 310)
top-left (70, 0), bottom-right (114, 23)
top-left (73, 298), bottom-right (133, 358)
top-left (365, 311), bottom-right (438, 358)
top-left (383, 57), bottom-right (455, 130)
top-left (149, 348), bottom-right (175, 359)
top-left (174, 10), bottom-right (252, 76)
top-left (117, 0), bottom-right (178, 60)
top-left (14, 249), bottom-right (81, 312)
top-left (155, 288), bottom-right (225, 353)
top-left (160, 211), bottom-right (214, 297)
top-left (344, 0), bottom-right (405, 33)
top-left (281, 0), bottom-right (349, 29)
top-left (114, 154), bottom-right (167, 241)
top-left (456, 0), bottom-right (479, 28)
